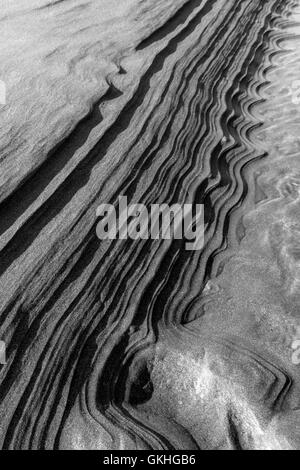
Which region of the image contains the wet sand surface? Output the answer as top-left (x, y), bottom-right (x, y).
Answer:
top-left (0, 0), bottom-right (300, 449)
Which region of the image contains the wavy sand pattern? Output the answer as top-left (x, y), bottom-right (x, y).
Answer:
top-left (0, 0), bottom-right (300, 449)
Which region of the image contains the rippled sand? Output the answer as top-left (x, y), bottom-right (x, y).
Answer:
top-left (0, 0), bottom-right (300, 450)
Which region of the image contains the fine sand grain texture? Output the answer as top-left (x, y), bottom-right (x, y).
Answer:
top-left (0, 0), bottom-right (300, 450)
